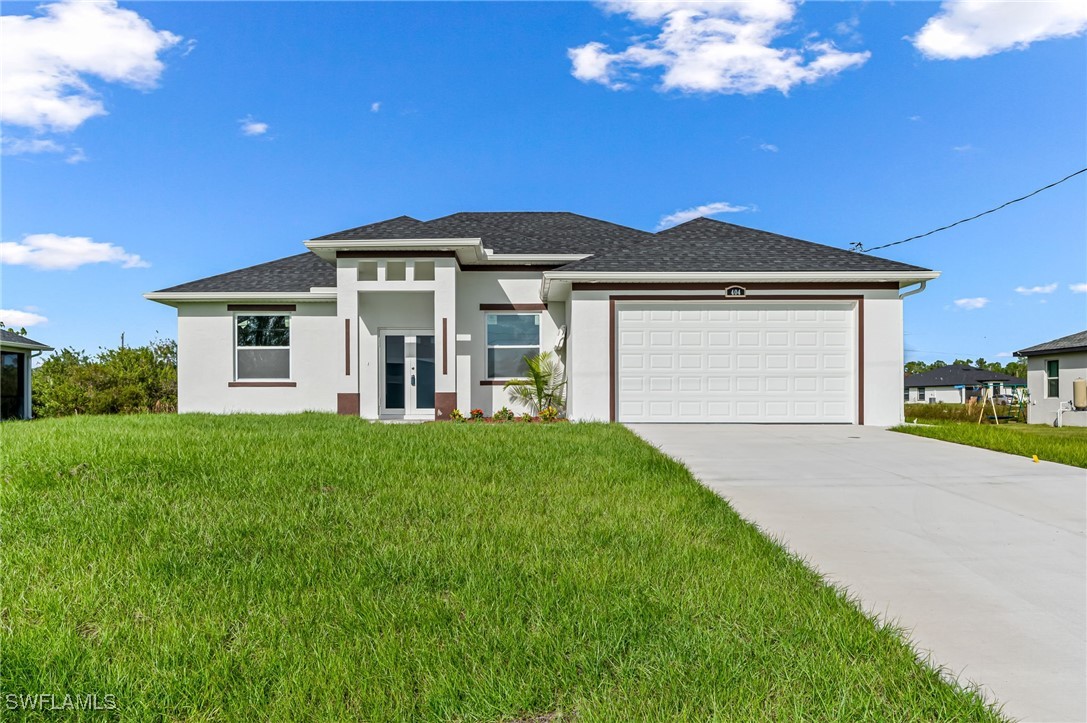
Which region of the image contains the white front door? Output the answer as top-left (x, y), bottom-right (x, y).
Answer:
top-left (616, 302), bottom-right (857, 423)
top-left (380, 330), bottom-right (435, 419)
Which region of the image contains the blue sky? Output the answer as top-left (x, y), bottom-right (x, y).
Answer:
top-left (2, 0), bottom-right (1085, 363)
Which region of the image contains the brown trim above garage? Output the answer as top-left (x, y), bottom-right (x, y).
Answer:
top-left (228, 381), bottom-right (297, 388)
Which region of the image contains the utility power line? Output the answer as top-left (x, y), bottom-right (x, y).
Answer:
top-left (853, 167), bottom-right (1087, 254)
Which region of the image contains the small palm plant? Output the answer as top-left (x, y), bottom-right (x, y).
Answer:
top-left (503, 352), bottom-right (566, 415)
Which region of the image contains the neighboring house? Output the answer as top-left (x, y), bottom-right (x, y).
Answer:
top-left (903, 364), bottom-right (1025, 404)
top-left (1016, 330), bottom-right (1087, 427)
top-left (0, 330), bottom-right (53, 420)
top-left (146, 213), bottom-right (938, 425)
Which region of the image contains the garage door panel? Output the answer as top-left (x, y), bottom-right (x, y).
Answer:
top-left (617, 302), bottom-right (855, 423)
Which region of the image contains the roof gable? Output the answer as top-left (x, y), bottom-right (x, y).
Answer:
top-left (1016, 330), bottom-right (1087, 356)
top-left (154, 253), bottom-right (335, 294)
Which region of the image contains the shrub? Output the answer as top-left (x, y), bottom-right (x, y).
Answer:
top-left (539, 406), bottom-right (560, 423)
top-left (520, 413), bottom-right (534, 423)
top-left (503, 352), bottom-right (566, 414)
top-left (470, 408), bottom-right (484, 421)
top-left (32, 338), bottom-right (177, 417)
top-left (493, 406), bottom-right (514, 421)
top-left (449, 408), bottom-right (466, 422)
top-left (903, 402), bottom-right (1021, 424)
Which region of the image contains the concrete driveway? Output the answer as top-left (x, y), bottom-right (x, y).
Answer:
top-left (629, 424), bottom-right (1086, 723)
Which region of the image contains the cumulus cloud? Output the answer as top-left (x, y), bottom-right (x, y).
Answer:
top-left (568, 0), bottom-right (870, 95)
top-left (0, 0), bottom-right (182, 132)
top-left (954, 297), bottom-right (989, 310)
top-left (239, 117), bottom-right (269, 136)
top-left (758, 142), bottom-right (779, 152)
top-left (370, 101), bottom-right (382, 113)
top-left (1014, 282), bottom-right (1058, 295)
top-left (995, 351), bottom-right (1014, 358)
top-left (658, 201), bottom-right (753, 230)
top-left (912, 0), bottom-right (1087, 60)
top-left (0, 308), bottom-right (49, 328)
top-left (1070, 282), bottom-right (1087, 293)
top-left (0, 233), bottom-right (149, 270)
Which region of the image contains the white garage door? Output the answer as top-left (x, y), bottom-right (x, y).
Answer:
top-left (616, 302), bottom-right (856, 423)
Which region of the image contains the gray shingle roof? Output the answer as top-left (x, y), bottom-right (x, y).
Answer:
top-left (0, 329), bottom-right (52, 350)
top-left (313, 211), bottom-right (653, 255)
top-left (558, 217), bottom-right (929, 273)
top-left (904, 365), bottom-right (1025, 388)
top-left (1015, 330), bottom-right (1087, 357)
top-left (154, 253), bottom-right (335, 293)
top-left (156, 213), bottom-right (932, 294)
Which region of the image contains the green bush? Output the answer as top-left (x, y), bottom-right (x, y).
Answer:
top-left (32, 339), bottom-right (177, 417)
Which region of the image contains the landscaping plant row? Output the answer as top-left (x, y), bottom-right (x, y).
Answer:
top-left (447, 406), bottom-right (565, 423)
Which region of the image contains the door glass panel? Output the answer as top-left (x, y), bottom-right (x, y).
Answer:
top-left (416, 336), bottom-right (435, 409)
top-left (1, 352), bottom-right (24, 420)
top-left (385, 336), bottom-right (405, 409)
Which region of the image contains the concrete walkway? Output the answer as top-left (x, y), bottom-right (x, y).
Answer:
top-left (629, 424), bottom-right (1086, 723)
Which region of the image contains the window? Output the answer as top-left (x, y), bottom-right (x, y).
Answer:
top-left (1046, 359), bottom-right (1060, 398)
top-left (486, 313), bottom-right (540, 378)
top-left (236, 314), bottom-right (290, 380)
top-left (917, 387), bottom-right (926, 402)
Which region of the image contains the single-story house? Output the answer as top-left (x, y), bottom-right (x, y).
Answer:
top-left (903, 364), bottom-right (1025, 404)
top-left (1016, 330), bottom-right (1087, 427)
top-left (146, 213), bottom-right (938, 425)
top-left (0, 329), bottom-right (53, 420)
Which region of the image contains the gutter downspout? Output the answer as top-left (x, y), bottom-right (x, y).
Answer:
top-left (899, 280), bottom-right (927, 299)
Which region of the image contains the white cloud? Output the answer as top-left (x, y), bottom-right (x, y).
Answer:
top-left (239, 117), bottom-right (269, 136)
top-left (1070, 282), bottom-right (1087, 293)
top-left (995, 351), bottom-right (1013, 358)
top-left (908, 115), bottom-right (922, 121)
top-left (658, 200), bottom-right (753, 230)
top-left (1, 137), bottom-right (65, 155)
top-left (1014, 282), bottom-right (1058, 295)
top-left (65, 147), bottom-right (87, 164)
top-left (0, 233), bottom-right (149, 271)
top-left (758, 142), bottom-right (779, 152)
top-left (569, 0), bottom-right (870, 95)
top-left (954, 297), bottom-right (989, 310)
top-left (912, 0), bottom-right (1087, 60)
top-left (0, 0), bottom-right (181, 132)
top-left (952, 143), bottom-right (975, 152)
top-left (370, 101), bottom-right (382, 113)
top-left (0, 308), bottom-right (49, 328)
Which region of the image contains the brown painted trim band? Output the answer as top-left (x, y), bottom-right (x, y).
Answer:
top-left (573, 282), bottom-right (896, 291)
top-left (344, 319), bottom-right (351, 376)
top-left (337, 393), bottom-right (360, 416)
top-left (336, 250), bottom-right (458, 259)
top-left (479, 303), bottom-right (548, 311)
top-left (442, 318), bottom-right (448, 375)
top-left (227, 304), bottom-right (296, 311)
top-left (228, 381), bottom-right (297, 388)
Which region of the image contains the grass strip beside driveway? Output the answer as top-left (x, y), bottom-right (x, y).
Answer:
top-left (893, 421), bottom-right (1087, 468)
top-left (3, 414), bottom-right (1002, 721)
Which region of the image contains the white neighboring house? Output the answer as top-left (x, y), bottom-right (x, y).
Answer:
top-left (903, 364), bottom-right (1025, 404)
top-left (1016, 330), bottom-right (1087, 427)
top-left (0, 330), bottom-right (53, 420)
top-left (145, 213), bottom-right (939, 425)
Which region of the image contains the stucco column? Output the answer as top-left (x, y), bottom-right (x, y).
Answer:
top-left (433, 259), bottom-right (457, 419)
top-left (335, 259), bottom-right (360, 415)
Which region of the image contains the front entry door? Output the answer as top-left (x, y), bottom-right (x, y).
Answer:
top-left (380, 331), bottom-right (435, 419)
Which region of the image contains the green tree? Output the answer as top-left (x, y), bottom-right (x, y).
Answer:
top-left (503, 352), bottom-right (566, 414)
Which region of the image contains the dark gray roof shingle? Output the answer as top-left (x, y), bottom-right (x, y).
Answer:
top-left (0, 329), bottom-right (52, 350)
top-left (1015, 330), bottom-right (1087, 356)
top-left (557, 217), bottom-right (929, 273)
top-left (154, 253), bottom-right (335, 293)
top-left (904, 365), bottom-right (1025, 388)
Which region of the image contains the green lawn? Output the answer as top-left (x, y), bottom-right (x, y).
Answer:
top-left (893, 421), bottom-right (1087, 468)
top-left (3, 415), bottom-right (1002, 721)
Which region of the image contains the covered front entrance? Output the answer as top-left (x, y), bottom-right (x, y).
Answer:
top-left (379, 330), bottom-right (435, 419)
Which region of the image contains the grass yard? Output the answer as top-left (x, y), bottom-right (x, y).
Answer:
top-left (893, 421), bottom-right (1087, 468)
top-left (3, 415), bottom-right (1002, 721)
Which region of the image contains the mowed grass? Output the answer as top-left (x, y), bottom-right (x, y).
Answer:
top-left (3, 415), bottom-right (1002, 721)
top-left (893, 421), bottom-right (1087, 468)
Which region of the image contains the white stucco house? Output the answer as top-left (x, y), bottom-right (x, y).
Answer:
top-left (145, 213), bottom-right (938, 425)
top-left (1016, 330), bottom-right (1087, 427)
top-left (903, 364), bottom-right (1025, 404)
top-left (1, 329), bottom-right (53, 420)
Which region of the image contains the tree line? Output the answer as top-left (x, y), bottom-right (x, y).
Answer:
top-left (904, 357), bottom-right (1026, 378)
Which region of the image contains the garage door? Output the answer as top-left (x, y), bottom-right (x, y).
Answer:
top-left (616, 302), bottom-right (856, 423)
